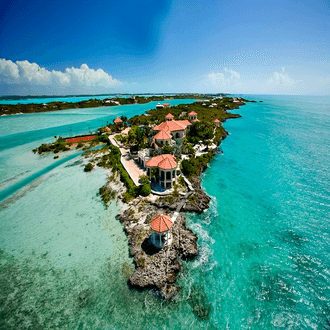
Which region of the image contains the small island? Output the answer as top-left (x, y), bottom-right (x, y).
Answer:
top-left (33, 95), bottom-right (249, 317)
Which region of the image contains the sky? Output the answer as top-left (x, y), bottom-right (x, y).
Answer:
top-left (0, 0), bottom-right (329, 95)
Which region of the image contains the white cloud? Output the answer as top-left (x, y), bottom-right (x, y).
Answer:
top-left (268, 67), bottom-right (296, 86)
top-left (0, 59), bottom-right (20, 80)
top-left (266, 67), bottom-right (306, 94)
top-left (206, 68), bottom-right (241, 90)
top-left (0, 58), bottom-right (122, 94)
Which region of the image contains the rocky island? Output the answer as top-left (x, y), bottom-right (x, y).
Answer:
top-left (33, 95), bottom-right (249, 314)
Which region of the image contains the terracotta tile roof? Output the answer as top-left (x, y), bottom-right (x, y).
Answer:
top-left (150, 214), bottom-right (173, 233)
top-left (105, 127), bottom-right (111, 131)
top-left (188, 111), bottom-right (198, 116)
top-left (192, 119), bottom-right (199, 122)
top-left (114, 117), bottom-right (122, 123)
top-left (152, 120), bottom-right (188, 133)
top-left (214, 119), bottom-right (220, 123)
top-left (154, 130), bottom-right (172, 140)
top-left (158, 157), bottom-right (177, 170)
top-left (145, 154), bottom-right (176, 168)
top-left (176, 120), bottom-right (192, 127)
top-left (165, 113), bottom-right (174, 119)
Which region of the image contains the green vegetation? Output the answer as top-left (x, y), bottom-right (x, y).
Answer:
top-left (138, 256), bottom-right (146, 268)
top-left (129, 209), bottom-right (135, 216)
top-left (140, 183), bottom-right (151, 196)
top-left (181, 152), bottom-right (214, 177)
top-left (161, 143), bottom-right (174, 155)
top-left (159, 195), bottom-right (175, 204)
top-left (34, 131), bottom-right (109, 154)
top-left (84, 163), bottom-right (94, 172)
top-left (187, 122), bottom-right (213, 144)
top-left (97, 145), bottom-right (151, 199)
top-left (99, 185), bottom-right (116, 206)
top-left (178, 176), bottom-right (186, 187)
top-left (1, 95), bottom-right (179, 116)
top-left (33, 141), bottom-right (70, 154)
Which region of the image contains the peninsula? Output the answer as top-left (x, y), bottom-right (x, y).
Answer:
top-left (33, 95), bottom-right (249, 318)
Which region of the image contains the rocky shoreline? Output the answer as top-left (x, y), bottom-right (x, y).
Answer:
top-left (100, 152), bottom-right (214, 300)
top-left (82, 97), bottom-right (247, 301)
top-left (115, 178), bottom-right (209, 300)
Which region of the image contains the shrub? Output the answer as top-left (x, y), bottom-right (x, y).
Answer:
top-left (84, 163), bottom-right (94, 172)
top-left (95, 134), bottom-right (109, 143)
top-left (38, 144), bottom-right (51, 153)
top-left (181, 152), bottom-right (214, 177)
top-left (140, 183), bottom-right (151, 197)
top-left (123, 192), bottom-right (134, 203)
top-left (99, 185), bottom-right (115, 206)
top-left (162, 143), bottom-right (173, 155)
top-left (139, 175), bottom-right (149, 185)
top-left (129, 209), bottom-right (135, 216)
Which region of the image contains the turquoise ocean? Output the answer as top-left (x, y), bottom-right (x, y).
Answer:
top-left (0, 96), bottom-right (330, 329)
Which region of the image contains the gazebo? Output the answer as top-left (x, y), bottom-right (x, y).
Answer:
top-left (145, 154), bottom-right (177, 189)
top-left (150, 214), bottom-right (173, 248)
top-left (214, 119), bottom-right (221, 127)
top-left (113, 117), bottom-right (122, 124)
top-left (188, 111), bottom-right (198, 121)
top-left (165, 113), bottom-right (174, 121)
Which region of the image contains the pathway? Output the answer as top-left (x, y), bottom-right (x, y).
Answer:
top-left (108, 135), bottom-right (145, 186)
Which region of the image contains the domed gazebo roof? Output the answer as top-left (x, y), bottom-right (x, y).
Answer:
top-left (114, 117), bottom-right (122, 123)
top-left (158, 157), bottom-right (177, 170)
top-left (150, 214), bottom-right (173, 233)
top-left (165, 113), bottom-right (174, 119)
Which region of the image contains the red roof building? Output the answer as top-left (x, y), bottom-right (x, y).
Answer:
top-left (152, 120), bottom-right (190, 134)
top-left (114, 117), bottom-right (123, 124)
top-left (165, 113), bottom-right (174, 121)
top-left (151, 114), bottom-right (192, 147)
top-left (158, 157), bottom-right (177, 170)
top-left (154, 130), bottom-right (172, 145)
top-left (214, 118), bottom-right (221, 127)
top-left (188, 111), bottom-right (198, 121)
top-left (145, 154), bottom-right (176, 168)
top-left (150, 214), bottom-right (173, 233)
top-left (145, 154), bottom-right (177, 189)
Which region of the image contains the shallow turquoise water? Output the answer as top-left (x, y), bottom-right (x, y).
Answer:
top-left (185, 95), bottom-right (330, 329)
top-left (1, 96), bottom-right (330, 329)
top-left (0, 95), bottom-right (118, 105)
top-left (0, 94), bottom-right (173, 105)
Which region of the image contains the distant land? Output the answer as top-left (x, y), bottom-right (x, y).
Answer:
top-left (0, 93), bottom-right (228, 101)
top-left (0, 94), bottom-right (229, 116)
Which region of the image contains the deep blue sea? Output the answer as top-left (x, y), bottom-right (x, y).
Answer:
top-left (0, 95), bottom-right (330, 329)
